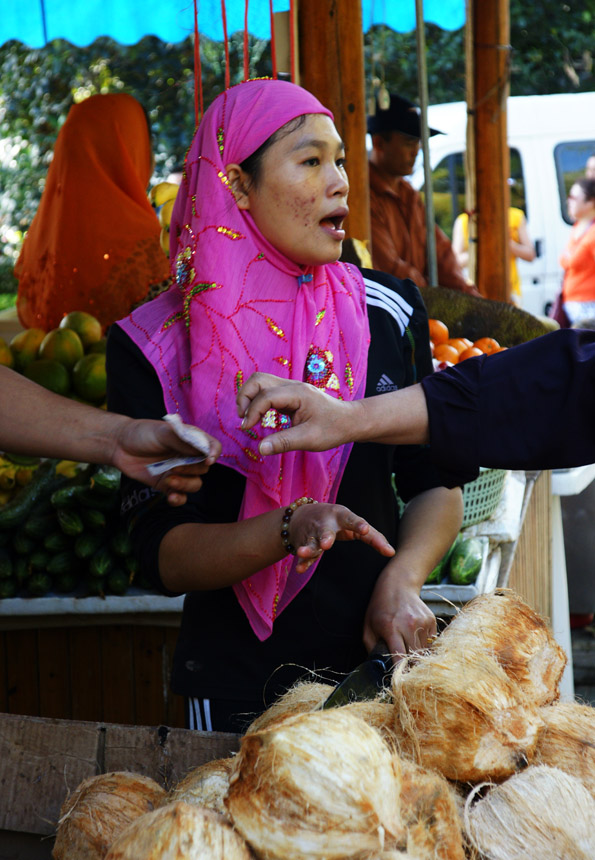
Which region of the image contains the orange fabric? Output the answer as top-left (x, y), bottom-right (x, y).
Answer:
top-left (560, 221), bottom-right (595, 304)
top-left (15, 93), bottom-right (170, 331)
top-left (368, 163), bottom-right (475, 294)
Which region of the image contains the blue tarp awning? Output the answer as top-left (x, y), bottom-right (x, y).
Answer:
top-left (1, 0), bottom-right (465, 48)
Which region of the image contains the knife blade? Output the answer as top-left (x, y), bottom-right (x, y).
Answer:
top-left (322, 640), bottom-right (393, 709)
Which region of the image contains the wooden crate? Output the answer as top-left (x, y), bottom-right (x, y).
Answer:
top-left (0, 712), bottom-right (240, 858)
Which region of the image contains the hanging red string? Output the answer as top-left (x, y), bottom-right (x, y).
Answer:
top-left (289, 0), bottom-right (296, 82)
top-left (243, 0), bottom-right (250, 81)
top-left (193, 0), bottom-right (204, 127)
top-left (221, 0), bottom-right (231, 89)
top-left (269, 0), bottom-right (277, 80)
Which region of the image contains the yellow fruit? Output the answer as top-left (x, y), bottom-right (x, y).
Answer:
top-left (87, 338), bottom-right (107, 355)
top-left (10, 328), bottom-right (46, 370)
top-left (158, 197), bottom-right (176, 229)
top-left (23, 359), bottom-right (71, 396)
top-left (0, 338), bottom-right (14, 369)
top-left (39, 328), bottom-right (84, 371)
top-left (149, 181), bottom-right (179, 208)
top-left (160, 226), bottom-right (170, 255)
top-left (59, 311), bottom-right (103, 349)
top-left (72, 353), bottom-right (107, 403)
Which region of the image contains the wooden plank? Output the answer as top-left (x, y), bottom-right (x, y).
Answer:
top-left (37, 629), bottom-right (71, 719)
top-left (508, 471), bottom-right (552, 621)
top-left (297, 0), bottom-right (370, 245)
top-left (6, 629), bottom-right (40, 717)
top-left (164, 627), bottom-right (184, 729)
top-left (0, 713), bottom-right (240, 837)
top-left (100, 625), bottom-right (134, 725)
top-left (132, 626), bottom-right (166, 727)
top-left (69, 627), bottom-right (103, 722)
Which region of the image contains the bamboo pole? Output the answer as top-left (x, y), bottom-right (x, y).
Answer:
top-left (297, 0), bottom-right (370, 244)
top-left (469, 0), bottom-right (511, 300)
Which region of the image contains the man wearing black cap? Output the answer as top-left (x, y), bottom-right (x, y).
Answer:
top-left (368, 93), bottom-right (479, 295)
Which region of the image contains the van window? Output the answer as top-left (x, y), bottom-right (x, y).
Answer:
top-left (554, 141), bottom-right (595, 224)
top-left (422, 148), bottom-right (527, 239)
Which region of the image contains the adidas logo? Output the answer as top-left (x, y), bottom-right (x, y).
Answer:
top-left (376, 374), bottom-right (398, 393)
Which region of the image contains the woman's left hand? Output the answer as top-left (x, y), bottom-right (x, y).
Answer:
top-left (363, 568), bottom-right (437, 660)
top-left (289, 502), bottom-right (395, 574)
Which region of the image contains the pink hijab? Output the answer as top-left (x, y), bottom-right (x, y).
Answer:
top-left (118, 79), bottom-right (370, 640)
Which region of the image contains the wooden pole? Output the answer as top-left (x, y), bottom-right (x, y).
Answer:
top-left (415, 0), bottom-right (438, 286)
top-left (297, 0), bottom-right (370, 245)
top-left (469, 0), bottom-right (511, 300)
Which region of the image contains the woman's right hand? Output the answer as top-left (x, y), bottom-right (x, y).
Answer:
top-left (288, 502), bottom-right (395, 574)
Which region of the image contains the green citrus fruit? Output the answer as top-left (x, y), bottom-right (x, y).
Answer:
top-left (59, 311), bottom-right (103, 349)
top-left (10, 327), bottom-right (46, 370)
top-left (72, 353), bottom-right (107, 403)
top-left (86, 338), bottom-right (107, 355)
top-left (39, 327), bottom-right (84, 371)
top-left (24, 359), bottom-right (71, 396)
top-left (0, 337), bottom-right (14, 369)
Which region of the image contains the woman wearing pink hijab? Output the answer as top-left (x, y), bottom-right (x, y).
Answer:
top-left (107, 79), bottom-right (462, 732)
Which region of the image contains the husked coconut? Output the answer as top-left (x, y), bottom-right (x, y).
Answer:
top-left (105, 802), bottom-right (252, 859)
top-left (245, 682), bottom-right (334, 733)
top-left (464, 765), bottom-right (595, 859)
top-left (391, 645), bottom-right (543, 783)
top-left (168, 757), bottom-right (233, 820)
top-left (226, 709), bottom-right (405, 859)
top-left (52, 771), bottom-right (166, 860)
top-left (436, 589), bottom-right (566, 705)
top-left (534, 700), bottom-right (595, 799)
top-left (341, 700), bottom-right (397, 746)
top-left (399, 757), bottom-right (465, 860)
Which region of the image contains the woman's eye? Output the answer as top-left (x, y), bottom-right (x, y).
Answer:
top-left (303, 157), bottom-right (320, 166)
top-left (336, 157), bottom-right (347, 170)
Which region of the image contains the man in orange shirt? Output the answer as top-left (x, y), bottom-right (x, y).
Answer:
top-left (367, 94), bottom-right (479, 296)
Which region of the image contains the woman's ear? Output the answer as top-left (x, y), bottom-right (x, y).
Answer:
top-left (226, 164), bottom-right (251, 210)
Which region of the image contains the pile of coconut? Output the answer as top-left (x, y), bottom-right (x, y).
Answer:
top-left (52, 589), bottom-right (595, 859)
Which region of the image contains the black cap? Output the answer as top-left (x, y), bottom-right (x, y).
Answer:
top-left (367, 93), bottom-right (443, 138)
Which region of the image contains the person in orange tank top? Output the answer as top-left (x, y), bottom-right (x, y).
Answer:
top-left (560, 178), bottom-right (595, 325)
top-left (14, 93), bottom-right (170, 332)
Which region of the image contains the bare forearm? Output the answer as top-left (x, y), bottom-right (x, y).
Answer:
top-left (394, 486), bottom-right (463, 580)
top-left (0, 366), bottom-right (127, 463)
top-left (352, 385), bottom-right (430, 447)
top-left (158, 511), bottom-right (288, 592)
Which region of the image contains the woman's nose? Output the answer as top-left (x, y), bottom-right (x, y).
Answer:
top-left (329, 165), bottom-right (349, 196)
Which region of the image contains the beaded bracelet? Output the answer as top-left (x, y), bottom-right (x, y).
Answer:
top-left (280, 496), bottom-right (317, 555)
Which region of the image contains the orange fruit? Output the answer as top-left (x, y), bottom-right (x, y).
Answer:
top-left (458, 346), bottom-right (484, 361)
top-left (10, 327), bottom-right (46, 370)
top-left (23, 359), bottom-right (71, 396)
top-left (72, 353), bottom-right (107, 403)
top-left (433, 343), bottom-right (460, 364)
top-left (473, 336), bottom-right (500, 354)
top-left (447, 337), bottom-right (471, 355)
top-left (60, 311), bottom-right (103, 349)
top-left (0, 337), bottom-right (14, 369)
top-left (39, 327), bottom-right (84, 370)
top-left (428, 318), bottom-right (449, 345)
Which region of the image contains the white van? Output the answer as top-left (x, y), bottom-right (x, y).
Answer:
top-left (409, 92), bottom-right (595, 317)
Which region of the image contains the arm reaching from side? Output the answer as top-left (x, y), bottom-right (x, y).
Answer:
top-left (237, 372), bottom-right (430, 455)
top-left (0, 366), bottom-right (221, 505)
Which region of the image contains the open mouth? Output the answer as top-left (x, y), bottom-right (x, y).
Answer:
top-left (320, 209), bottom-right (348, 237)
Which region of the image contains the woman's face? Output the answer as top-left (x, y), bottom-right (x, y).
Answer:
top-left (232, 114), bottom-right (349, 266)
top-left (568, 183), bottom-right (595, 222)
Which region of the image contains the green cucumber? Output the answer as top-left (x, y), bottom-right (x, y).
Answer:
top-left (12, 529), bottom-right (37, 556)
top-left (74, 532), bottom-right (104, 560)
top-left (0, 549), bottom-right (13, 580)
top-left (29, 549), bottom-right (51, 571)
top-left (110, 528), bottom-right (132, 558)
top-left (43, 531), bottom-right (71, 553)
top-left (425, 533), bottom-right (463, 585)
top-left (26, 572), bottom-right (52, 597)
top-left (0, 459), bottom-right (58, 531)
top-left (0, 580), bottom-right (17, 599)
top-left (23, 511), bottom-right (57, 540)
top-left (106, 568), bottom-right (130, 596)
top-left (90, 465), bottom-right (121, 495)
top-left (448, 536), bottom-right (487, 586)
top-left (13, 556), bottom-right (29, 586)
top-left (56, 508), bottom-right (84, 537)
top-left (88, 547), bottom-right (113, 578)
top-left (53, 572), bottom-right (79, 593)
top-left (81, 508), bottom-right (107, 530)
top-left (46, 551), bottom-right (78, 577)
top-left (86, 577), bottom-right (106, 597)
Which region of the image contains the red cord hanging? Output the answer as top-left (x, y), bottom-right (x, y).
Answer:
top-left (193, 0), bottom-right (204, 127)
top-left (243, 1), bottom-right (250, 81)
top-left (269, 0), bottom-right (277, 79)
top-left (221, 0), bottom-right (231, 89)
top-left (289, 0), bottom-right (296, 82)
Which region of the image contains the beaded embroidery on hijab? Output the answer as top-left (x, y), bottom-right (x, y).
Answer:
top-left (117, 79), bottom-right (370, 640)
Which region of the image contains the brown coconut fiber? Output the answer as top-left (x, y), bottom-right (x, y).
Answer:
top-left (104, 802), bottom-right (253, 859)
top-left (464, 764), bottom-right (595, 859)
top-left (391, 644), bottom-right (543, 783)
top-left (534, 700), bottom-right (595, 799)
top-left (52, 771), bottom-right (166, 860)
top-left (168, 757), bottom-right (234, 820)
top-left (245, 681), bottom-right (334, 733)
top-left (436, 589), bottom-right (566, 705)
top-left (398, 757), bottom-right (465, 860)
top-left (226, 709), bottom-right (405, 859)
